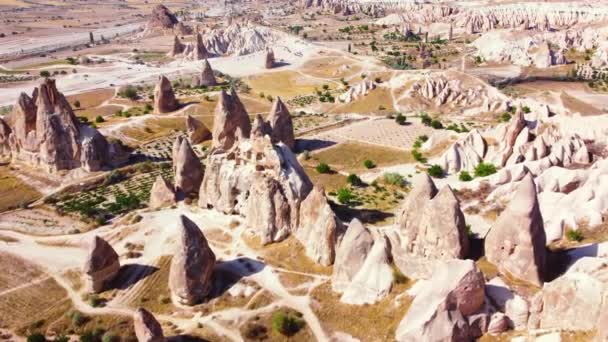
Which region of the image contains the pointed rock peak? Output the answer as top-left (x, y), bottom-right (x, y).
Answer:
top-left (433, 185), bottom-right (459, 204)
top-left (133, 308), bottom-right (164, 342)
top-left (346, 218), bottom-right (368, 237)
top-left (510, 173), bottom-right (539, 215)
top-left (158, 75), bottom-right (172, 89)
top-left (410, 172), bottom-right (438, 198)
top-left (202, 58), bottom-right (212, 70)
top-left (251, 114), bottom-right (270, 138)
top-left (83, 235), bottom-right (119, 274)
top-left (173, 35), bottom-right (181, 44)
top-left (269, 97), bottom-right (288, 118)
top-left (178, 215), bottom-right (207, 244)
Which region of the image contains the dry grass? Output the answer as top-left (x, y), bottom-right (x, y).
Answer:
top-left (330, 88), bottom-right (396, 114)
top-left (560, 91), bottom-right (602, 116)
top-left (246, 71), bottom-right (323, 99)
top-left (243, 235), bottom-right (332, 276)
top-left (239, 307), bottom-right (315, 342)
top-left (308, 141), bottom-right (413, 173)
top-left (67, 89), bottom-right (115, 119)
top-left (300, 57), bottom-right (362, 79)
top-left (310, 281), bottom-right (413, 341)
top-left (119, 116), bottom-right (187, 144)
top-left (302, 165), bottom-right (348, 193)
top-left (0, 166), bottom-right (42, 212)
top-left (122, 255), bottom-right (174, 314)
top-left (476, 257), bottom-right (540, 298)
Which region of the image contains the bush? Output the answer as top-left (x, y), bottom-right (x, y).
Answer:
top-left (95, 115), bottom-right (105, 123)
top-left (522, 106), bottom-right (531, 114)
top-left (474, 162), bottom-right (497, 177)
top-left (347, 174), bottom-right (363, 186)
top-left (69, 311), bottom-right (86, 326)
top-left (271, 311), bottom-right (305, 336)
top-left (102, 333), bottom-right (119, 342)
top-left (27, 333), bottom-right (46, 342)
top-left (119, 85), bottom-right (138, 100)
top-left (74, 100), bottom-right (81, 108)
top-left (430, 119), bottom-right (443, 129)
top-left (566, 229), bottom-right (583, 242)
top-left (336, 187), bottom-right (355, 205)
top-left (412, 149), bottom-right (427, 163)
top-left (383, 172), bottom-right (405, 186)
top-left (395, 113), bottom-right (407, 125)
top-left (500, 112), bottom-right (511, 122)
top-left (420, 113), bottom-right (432, 126)
top-left (427, 164), bottom-right (444, 178)
top-left (39, 70), bottom-right (50, 78)
top-left (363, 159), bottom-right (376, 169)
top-left (315, 162), bottom-right (331, 174)
top-left (459, 171), bottom-right (473, 182)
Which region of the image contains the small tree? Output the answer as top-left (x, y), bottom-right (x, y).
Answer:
top-left (336, 187), bottom-right (355, 205)
top-left (95, 115), bottom-right (105, 123)
top-left (315, 162), bottom-right (331, 174)
top-left (347, 174), bottom-right (363, 186)
top-left (363, 159), bottom-right (376, 169)
top-left (39, 70), bottom-right (50, 78)
top-left (459, 171), bottom-right (473, 182)
top-left (565, 229), bottom-right (583, 242)
top-left (27, 333), bottom-right (46, 342)
top-left (271, 311), bottom-right (305, 336)
top-left (395, 113), bottom-right (407, 125)
top-left (500, 112), bottom-right (511, 122)
top-left (73, 100), bottom-right (81, 108)
top-left (430, 119), bottom-right (443, 129)
top-left (427, 164), bottom-right (444, 178)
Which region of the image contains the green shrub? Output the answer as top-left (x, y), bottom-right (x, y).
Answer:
top-left (119, 85), bottom-right (138, 100)
top-left (459, 171), bottom-right (473, 182)
top-left (27, 333), bottom-right (46, 342)
top-left (69, 311), bottom-right (86, 326)
top-left (363, 159), bottom-right (376, 169)
top-left (383, 172), bottom-right (405, 186)
top-left (271, 311), bottom-right (305, 336)
top-left (522, 106), bottom-right (531, 114)
top-left (336, 187), bottom-right (355, 205)
top-left (427, 164), bottom-right (444, 178)
top-left (430, 119), bottom-right (443, 129)
top-left (315, 162), bottom-right (331, 174)
top-left (474, 162), bottom-right (497, 177)
top-left (346, 174), bottom-right (363, 186)
top-left (39, 70), bottom-right (50, 78)
top-left (74, 100), bottom-right (81, 108)
top-left (566, 229), bottom-right (583, 242)
top-left (102, 333), bottom-right (119, 342)
top-left (395, 113), bottom-right (407, 125)
top-left (500, 112), bottom-right (512, 122)
top-left (412, 149), bottom-right (427, 163)
top-left (95, 115), bottom-right (105, 123)
top-left (420, 113), bottom-right (432, 126)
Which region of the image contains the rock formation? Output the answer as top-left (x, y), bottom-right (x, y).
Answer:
top-left (0, 78), bottom-right (115, 173)
top-left (186, 115), bottom-right (212, 144)
top-left (83, 236), bottom-right (120, 293)
top-left (251, 114), bottom-right (272, 138)
top-left (170, 33), bottom-right (209, 61)
top-left (338, 79), bottom-right (376, 103)
top-left (266, 97), bottom-right (295, 150)
top-left (172, 136), bottom-right (203, 195)
top-left (200, 136), bottom-right (312, 244)
top-left (133, 308), bottom-right (164, 342)
top-left (149, 176), bottom-right (176, 209)
top-left (146, 5), bottom-right (179, 32)
top-left (296, 186), bottom-right (341, 266)
top-left (265, 48), bottom-right (275, 68)
top-left (395, 259), bottom-right (486, 341)
top-left (211, 88), bottom-right (251, 150)
top-left (332, 219), bottom-right (393, 304)
top-left (408, 74), bottom-right (493, 109)
top-left (191, 59), bottom-right (217, 87)
top-left (154, 76), bottom-right (178, 114)
top-left (398, 174), bottom-right (469, 260)
top-left (202, 22), bottom-right (284, 56)
top-left (440, 129), bottom-right (487, 174)
top-left (485, 174), bottom-right (547, 286)
top-left (169, 215), bottom-right (216, 305)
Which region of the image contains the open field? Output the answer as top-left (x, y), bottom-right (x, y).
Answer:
top-left (0, 166), bottom-right (43, 212)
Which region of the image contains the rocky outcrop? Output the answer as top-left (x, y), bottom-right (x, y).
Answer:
top-left (146, 5), bottom-right (179, 31)
top-left (172, 136), bottom-right (203, 195)
top-left (170, 33), bottom-right (209, 61)
top-left (2, 78), bottom-right (114, 173)
top-left (485, 174), bottom-right (547, 286)
top-left (169, 215), bottom-right (216, 305)
top-left (149, 176), bottom-right (176, 209)
top-left (267, 97), bottom-right (295, 150)
top-left (191, 59), bottom-right (217, 87)
top-left (133, 308), bottom-right (164, 342)
top-left (296, 186), bottom-right (341, 266)
top-left (251, 114), bottom-right (272, 138)
top-left (203, 22), bottom-right (285, 56)
top-left (265, 48), bottom-right (275, 69)
top-left (440, 129), bottom-right (487, 174)
top-left (528, 257), bottom-right (608, 333)
top-left (200, 137), bottom-right (312, 244)
top-left (154, 76), bottom-right (178, 114)
top-left (211, 89), bottom-right (251, 150)
top-left (395, 259), bottom-right (486, 341)
top-left (398, 174), bottom-right (469, 260)
top-left (408, 75), bottom-right (491, 108)
top-left (338, 79), bottom-right (376, 103)
top-left (186, 115), bottom-right (211, 144)
top-left (83, 236), bottom-right (120, 293)
top-left (332, 219), bottom-right (393, 305)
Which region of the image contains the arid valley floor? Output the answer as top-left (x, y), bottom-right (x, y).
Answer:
top-left (2, 0), bottom-right (608, 341)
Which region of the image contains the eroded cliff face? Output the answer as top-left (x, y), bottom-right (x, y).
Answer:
top-left (0, 78), bottom-right (117, 173)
